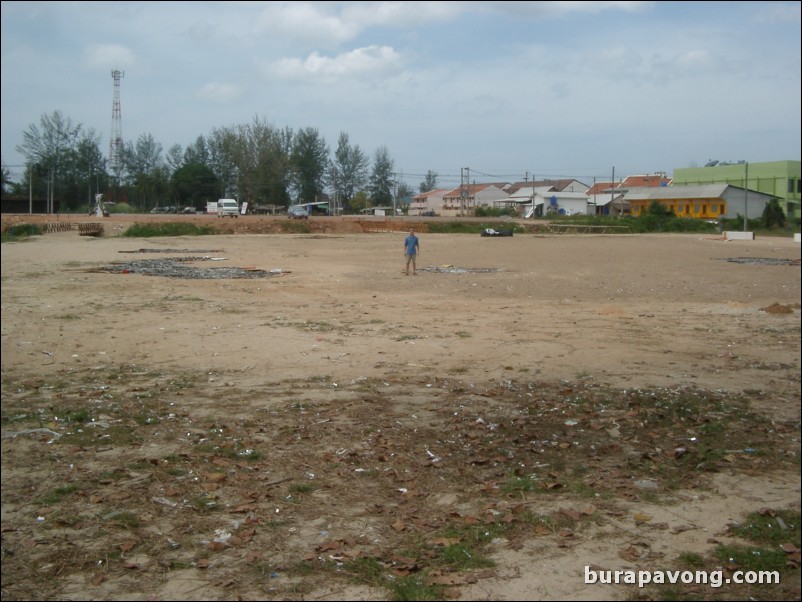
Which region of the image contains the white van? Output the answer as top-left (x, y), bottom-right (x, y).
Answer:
top-left (217, 199), bottom-right (239, 218)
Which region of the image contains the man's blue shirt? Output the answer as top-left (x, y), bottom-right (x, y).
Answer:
top-left (404, 235), bottom-right (419, 255)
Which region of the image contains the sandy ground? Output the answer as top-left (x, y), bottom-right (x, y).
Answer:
top-left (1, 215), bottom-right (800, 601)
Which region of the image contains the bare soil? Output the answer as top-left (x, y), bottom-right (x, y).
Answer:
top-left (2, 213), bottom-right (800, 601)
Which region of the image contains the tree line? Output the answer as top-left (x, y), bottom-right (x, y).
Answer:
top-left (2, 110), bottom-right (441, 213)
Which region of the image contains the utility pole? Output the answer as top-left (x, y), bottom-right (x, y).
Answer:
top-left (462, 167), bottom-right (471, 217)
top-left (611, 166), bottom-right (615, 216)
top-left (523, 172), bottom-right (530, 217)
top-left (460, 167), bottom-right (468, 217)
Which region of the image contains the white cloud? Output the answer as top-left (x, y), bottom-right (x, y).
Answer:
top-left (479, 0), bottom-right (652, 18)
top-left (84, 44), bottom-right (135, 70)
top-left (341, 1), bottom-right (461, 27)
top-left (264, 45), bottom-right (403, 82)
top-left (753, 2), bottom-right (801, 24)
top-left (196, 82), bottom-right (242, 102)
top-left (252, 2), bottom-right (359, 47)
top-left (672, 48), bottom-right (714, 71)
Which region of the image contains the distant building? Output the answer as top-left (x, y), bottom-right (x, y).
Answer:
top-left (672, 160), bottom-right (800, 219)
top-left (441, 183), bottom-right (509, 217)
top-left (409, 188), bottom-right (448, 216)
top-left (623, 183), bottom-right (776, 221)
top-left (507, 179), bottom-right (588, 194)
top-left (1, 195), bottom-right (55, 214)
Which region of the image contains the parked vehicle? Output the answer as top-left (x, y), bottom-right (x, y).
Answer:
top-left (181, 206), bottom-right (196, 214)
top-left (288, 206), bottom-right (309, 219)
top-left (217, 199), bottom-right (239, 218)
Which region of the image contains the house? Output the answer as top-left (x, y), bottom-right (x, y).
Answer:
top-left (584, 174), bottom-right (669, 216)
top-left (440, 183), bottom-right (509, 217)
top-left (585, 181), bottom-right (625, 216)
top-left (623, 183), bottom-right (776, 220)
top-left (507, 179), bottom-right (588, 194)
top-left (531, 190), bottom-right (593, 218)
top-left (409, 188), bottom-right (449, 216)
top-left (672, 160), bottom-right (800, 219)
top-left (497, 186), bottom-right (554, 216)
top-left (621, 174), bottom-right (672, 188)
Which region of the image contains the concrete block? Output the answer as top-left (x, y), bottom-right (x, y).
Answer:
top-left (725, 231), bottom-right (755, 241)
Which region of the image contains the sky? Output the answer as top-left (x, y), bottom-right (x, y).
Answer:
top-left (2, 1), bottom-right (800, 190)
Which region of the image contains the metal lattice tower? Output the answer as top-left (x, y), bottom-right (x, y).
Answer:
top-left (109, 69), bottom-right (124, 178)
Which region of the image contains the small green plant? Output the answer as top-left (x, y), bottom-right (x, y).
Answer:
top-left (61, 408), bottom-right (92, 423)
top-left (41, 484), bottom-right (80, 505)
top-left (134, 412), bottom-right (161, 426)
top-left (288, 482), bottom-right (316, 495)
top-left (388, 574), bottom-right (444, 601)
top-left (714, 544), bottom-right (788, 573)
top-left (677, 551), bottom-right (706, 568)
top-left (1, 223), bottom-right (42, 241)
top-left (167, 560), bottom-right (193, 570)
top-left (127, 461), bottom-right (151, 471)
top-left (728, 510), bottom-right (801, 547)
top-left (283, 220), bottom-right (312, 233)
top-left (123, 223), bottom-right (214, 237)
top-left (190, 496), bottom-right (219, 512)
top-left (439, 543), bottom-right (495, 570)
top-left (107, 511), bottom-right (140, 530)
top-left (59, 424), bottom-right (141, 447)
top-left (341, 556), bottom-right (386, 585)
top-left (55, 313), bottom-right (82, 320)
top-left (501, 475), bottom-right (538, 494)
top-left (426, 221), bottom-right (524, 234)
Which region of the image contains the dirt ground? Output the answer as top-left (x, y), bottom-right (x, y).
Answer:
top-left (1, 214), bottom-right (801, 601)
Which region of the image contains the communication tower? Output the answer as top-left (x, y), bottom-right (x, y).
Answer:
top-left (109, 69), bottom-right (124, 180)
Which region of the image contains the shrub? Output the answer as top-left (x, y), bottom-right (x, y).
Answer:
top-left (123, 223), bottom-right (214, 237)
top-left (2, 223), bottom-right (42, 241)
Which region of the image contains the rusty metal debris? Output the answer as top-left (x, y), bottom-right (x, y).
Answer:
top-left (722, 257), bottom-right (800, 266)
top-left (88, 257), bottom-right (288, 279)
top-left (419, 265), bottom-right (503, 274)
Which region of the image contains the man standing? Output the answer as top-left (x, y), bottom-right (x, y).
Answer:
top-left (403, 227), bottom-right (420, 276)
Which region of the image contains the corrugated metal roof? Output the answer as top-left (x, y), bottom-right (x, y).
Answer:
top-left (624, 183), bottom-right (730, 200)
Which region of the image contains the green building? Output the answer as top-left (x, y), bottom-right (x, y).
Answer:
top-left (672, 160), bottom-right (800, 219)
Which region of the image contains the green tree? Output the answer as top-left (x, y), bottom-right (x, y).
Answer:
top-left (1, 164), bottom-right (11, 196)
top-left (171, 162), bottom-right (220, 207)
top-left (236, 119), bottom-right (293, 207)
top-left (16, 110), bottom-right (104, 211)
top-left (122, 133), bottom-right (166, 209)
top-left (349, 190), bottom-right (370, 214)
top-left (74, 136), bottom-right (107, 210)
top-left (183, 135), bottom-right (210, 166)
top-left (206, 129), bottom-right (240, 198)
top-left (419, 170), bottom-right (438, 193)
top-left (397, 181), bottom-right (413, 199)
top-left (328, 132), bottom-right (368, 207)
top-left (368, 146), bottom-right (395, 206)
top-left (290, 127), bottom-right (329, 203)
top-left (165, 144), bottom-right (184, 177)
top-left (647, 200), bottom-right (674, 218)
top-left (761, 199), bottom-right (786, 229)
